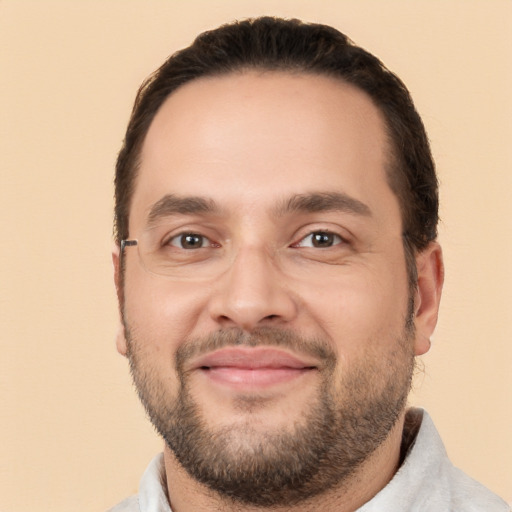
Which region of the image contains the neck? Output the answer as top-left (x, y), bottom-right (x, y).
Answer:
top-left (163, 412), bottom-right (406, 512)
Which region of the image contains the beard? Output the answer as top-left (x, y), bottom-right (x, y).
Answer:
top-left (125, 319), bottom-right (415, 508)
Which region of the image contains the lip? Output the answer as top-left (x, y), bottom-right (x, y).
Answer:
top-left (191, 347), bottom-right (318, 390)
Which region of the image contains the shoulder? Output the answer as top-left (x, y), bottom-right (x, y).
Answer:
top-left (442, 466), bottom-right (510, 512)
top-left (106, 494), bottom-right (140, 512)
top-left (408, 410), bottom-right (509, 511)
top-left (359, 409), bottom-right (509, 511)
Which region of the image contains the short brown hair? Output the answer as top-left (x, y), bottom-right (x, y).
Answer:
top-left (115, 17), bottom-right (438, 283)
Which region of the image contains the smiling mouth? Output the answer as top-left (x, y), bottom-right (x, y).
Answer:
top-left (192, 347), bottom-right (318, 389)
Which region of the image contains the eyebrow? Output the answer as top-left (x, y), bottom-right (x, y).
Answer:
top-left (274, 192), bottom-right (372, 217)
top-left (147, 194), bottom-right (220, 226)
top-left (145, 190), bottom-right (371, 227)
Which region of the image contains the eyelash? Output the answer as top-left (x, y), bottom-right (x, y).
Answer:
top-left (166, 232), bottom-right (218, 249)
top-left (291, 231), bottom-right (345, 249)
top-left (165, 230), bottom-right (346, 250)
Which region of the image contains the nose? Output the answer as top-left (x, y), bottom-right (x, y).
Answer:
top-left (208, 246), bottom-right (298, 331)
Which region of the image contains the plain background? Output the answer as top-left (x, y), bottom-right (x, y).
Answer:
top-left (0, 1), bottom-right (510, 510)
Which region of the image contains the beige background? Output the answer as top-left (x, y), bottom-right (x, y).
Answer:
top-left (0, 1), bottom-right (510, 510)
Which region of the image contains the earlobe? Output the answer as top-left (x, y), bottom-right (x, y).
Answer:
top-left (116, 324), bottom-right (128, 356)
top-left (112, 246), bottom-right (128, 357)
top-left (413, 242), bottom-right (444, 356)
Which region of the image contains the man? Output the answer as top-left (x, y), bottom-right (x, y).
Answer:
top-left (110, 17), bottom-right (509, 512)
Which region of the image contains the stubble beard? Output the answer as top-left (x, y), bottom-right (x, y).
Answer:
top-left (125, 322), bottom-right (415, 508)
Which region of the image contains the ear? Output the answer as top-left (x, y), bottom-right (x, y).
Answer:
top-left (112, 245), bottom-right (128, 357)
top-left (413, 242), bottom-right (444, 356)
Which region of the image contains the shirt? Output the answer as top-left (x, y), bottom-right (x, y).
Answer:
top-left (108, 409), bottom-right (509, 511)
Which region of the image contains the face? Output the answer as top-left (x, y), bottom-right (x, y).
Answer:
top-left (115, 72), bottom-right (436, 505)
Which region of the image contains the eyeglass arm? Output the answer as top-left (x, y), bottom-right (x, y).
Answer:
top-left (119, 239), bottom-right (138, 269)
top-left (121, 239), bottom-right (138, 251)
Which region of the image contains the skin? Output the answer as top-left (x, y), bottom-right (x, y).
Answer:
top-left (113, 71), bottom-right (444, 511)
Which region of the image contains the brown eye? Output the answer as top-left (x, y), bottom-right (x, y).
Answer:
top-left (169, 233), bottom-right (209, 249)
top-left (295, 231), bottom-right (343, 248)
top-left (312, 232), bottom-right (336, 247)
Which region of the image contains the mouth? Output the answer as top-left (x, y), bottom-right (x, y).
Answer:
top-left (191, 347), bottom-right (319, 389)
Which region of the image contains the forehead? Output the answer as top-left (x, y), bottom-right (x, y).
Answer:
top-left (130, 71), bottom-right (398, 230)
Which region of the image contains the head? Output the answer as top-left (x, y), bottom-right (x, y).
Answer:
top-left (113, 17), bottom-right (443, 507)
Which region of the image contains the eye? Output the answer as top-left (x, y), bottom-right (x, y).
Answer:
top-left (294, 231), bottom-right (344, 248)
top-left (167, 233), bottom-right (212, 249)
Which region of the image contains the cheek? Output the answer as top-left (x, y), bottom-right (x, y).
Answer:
top-left (123, 269), bottom-right (211, 354)
top-left (301, 263), bottom-right (410, 359)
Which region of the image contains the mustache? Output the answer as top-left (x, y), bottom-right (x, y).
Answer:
top-left (175, 327), bottom-right (337, 373)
